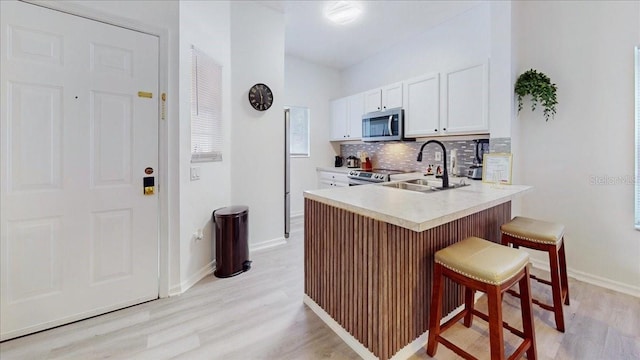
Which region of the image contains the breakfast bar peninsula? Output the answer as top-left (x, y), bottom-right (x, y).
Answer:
top-left (303, 179), bottom-right (531, 360)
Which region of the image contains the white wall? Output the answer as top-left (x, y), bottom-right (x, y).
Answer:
top-left (284, 56), bottom-right (341, 216)
top-left (177, 1), bottom-right (232, 293)
top-left (489, 1), bottom-right (513, 139)
top-left (230, 2), bottom-right (286, 249)
top-left (341, 3), bottom-right (490, 96)
top-left (513, 1), bottom-right (640, 295)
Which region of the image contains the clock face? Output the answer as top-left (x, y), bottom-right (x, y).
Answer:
top-left (248, 83), bottom-right (273, 111)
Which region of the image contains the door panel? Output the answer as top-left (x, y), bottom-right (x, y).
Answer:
top-left (9, 82), bottom-right (63, 191)
top-left (91, 91), bottom-right (132, 186)
top-left (1, 1), bottom-right (159, 340)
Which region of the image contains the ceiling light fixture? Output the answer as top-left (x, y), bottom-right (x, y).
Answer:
top-left (324, 1), bottom-right (362, 25)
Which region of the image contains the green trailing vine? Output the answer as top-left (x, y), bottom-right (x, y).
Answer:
top-left (515, 69), bottom-right (558, 121)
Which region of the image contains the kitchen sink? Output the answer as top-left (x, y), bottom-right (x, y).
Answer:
top-left (382, 182), bottom-right (435, 192)
top-left (405, 179), bottom-right (441, 187)
top-left (382, 179), bottom-right (470, 193)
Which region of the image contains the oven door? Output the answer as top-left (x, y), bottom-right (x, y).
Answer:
top-left (348, 178), bottom-right (376, 186)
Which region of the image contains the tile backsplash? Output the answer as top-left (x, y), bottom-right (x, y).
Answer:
top-left (341, 138), bottom-right (511, 175)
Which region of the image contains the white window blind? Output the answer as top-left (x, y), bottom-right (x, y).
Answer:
top-left (191, 46), bottom-right (222, 162)
top-left (635, 46), bottom-right (640, 229)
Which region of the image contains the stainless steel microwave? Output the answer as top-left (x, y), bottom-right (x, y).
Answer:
top-left (362, 108), bottom-right (404, 142)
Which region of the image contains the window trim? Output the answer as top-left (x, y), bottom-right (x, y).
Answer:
top-left (288, 106), bottom-right (310, 158)
top-left (635, 46), bottom-right (639, 230)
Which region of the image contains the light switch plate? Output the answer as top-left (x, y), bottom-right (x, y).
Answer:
top-left (435, 152), bottom-right (442, 161)
top-left (190, 166), bottom-right (201, 181)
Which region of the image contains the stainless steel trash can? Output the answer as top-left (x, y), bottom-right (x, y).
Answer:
top-left (212, 206), bottom-right (251, 278)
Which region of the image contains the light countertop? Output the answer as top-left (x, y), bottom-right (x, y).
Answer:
top-left (304, 177), bottom-right (532, 232)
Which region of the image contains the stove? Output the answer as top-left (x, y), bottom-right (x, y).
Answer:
top-left (347, 169), bottom-right (410, 185)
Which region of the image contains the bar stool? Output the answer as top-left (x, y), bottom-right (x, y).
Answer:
top-left (501, 216), bottom-right (569, 332)
top-left (427, 237), bottom-right (537, 360)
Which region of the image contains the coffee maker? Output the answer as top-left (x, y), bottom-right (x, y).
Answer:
top-left (467, 139), bottom-right (490, 180)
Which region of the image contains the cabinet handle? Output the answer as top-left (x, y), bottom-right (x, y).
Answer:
top-left (443, 128), bottom-right (446, 131)
top-left (434, 129), bottom-right (438, 132)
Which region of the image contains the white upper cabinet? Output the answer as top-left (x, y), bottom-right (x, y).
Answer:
top-left (441, 61), bottom-right (489, 134)
top-left (347, 93), bottom-right (364, 139)
top-left (364, 82), bottom-right (403, 113)
top-left (364, 89), bottom-right (382, 113)
top-left (383, 82), bottom-right (403, 110)
top-left (330, 93), bottom-right (364, 140)
top-left (330, 97), bottom-right (348, 140)
top-left (403, 73), bottom-right (440, 137)
top-left (329, 61), bottom-right (489, 142)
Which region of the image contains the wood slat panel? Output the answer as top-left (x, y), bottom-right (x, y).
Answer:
top-left (304, 199), bottom-right (511, 360)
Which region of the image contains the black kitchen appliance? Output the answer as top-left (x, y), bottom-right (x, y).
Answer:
top-left (335, 155), bottom-right (343, 167)
top-left (467, 139), bottom-right (490, 180)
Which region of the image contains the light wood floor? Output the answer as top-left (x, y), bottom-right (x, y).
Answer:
top-left (1, 217), bottom-right (639, 359)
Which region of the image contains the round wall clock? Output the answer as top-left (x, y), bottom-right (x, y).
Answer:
top-left (248, 83), bottom-right (273, 111)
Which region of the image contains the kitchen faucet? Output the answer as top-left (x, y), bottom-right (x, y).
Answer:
top-left (417, 140), bottom-right (449, 189)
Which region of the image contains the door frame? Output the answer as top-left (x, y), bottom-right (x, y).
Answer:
top-left (19, 0), bottom-right (171, 298)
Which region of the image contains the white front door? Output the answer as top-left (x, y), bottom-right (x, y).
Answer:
top-left (0, 1), bottom-right (159, 340)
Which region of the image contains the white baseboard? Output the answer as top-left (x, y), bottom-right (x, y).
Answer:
top-left (250, 236), bottom-right (287, 252)
top-left (168, 260), bottom-right (215, 297)
top-left (303, 292), bottom-right (483, 360)
top-left (303, 294), bottom-right (377, 360)
top-left (528, 257), bottom-right (640, 298)
top-left (168, 236), bottom-right (289, 297)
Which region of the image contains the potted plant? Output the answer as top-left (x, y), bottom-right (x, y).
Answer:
top-left (514, 69), bottom-right (558, 121)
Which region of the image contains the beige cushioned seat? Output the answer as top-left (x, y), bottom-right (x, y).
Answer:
top-left (501, 216), bottom-right (565, 245)
top-left (435, 237), bottom-right (530, 285)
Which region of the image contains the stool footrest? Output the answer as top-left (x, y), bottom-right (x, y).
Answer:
top-left (530, 274), bottom-right (553, 286)
top-left (435, 308), bottom-right (531, 360)
top-left (470, 308), bottom-right (526, 338)
top-left (507, 289), bottom-right (556, 312)
top-left (440, 308), bottom-right (468, 332)
top-left (509, 339), bottom-right (534, 360)
top-left (437, 336), bottom-right (478, 360)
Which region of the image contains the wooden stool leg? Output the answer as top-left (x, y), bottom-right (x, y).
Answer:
top-left (558, 239), bottom-right (570, 306)
top-left (463, 287), bottom-right (475, 327)
top-left (548, 246), bottom-right (566, 332)
top-left (427, 263), bottom-right (445, 356)
top-left (519, 266), bottom-right (537, 360)
top-left (487, 285), bottom-right (505, 360)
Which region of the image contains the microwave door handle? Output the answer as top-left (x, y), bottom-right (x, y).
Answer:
top-left (388, 115), bottom-right (393, 136)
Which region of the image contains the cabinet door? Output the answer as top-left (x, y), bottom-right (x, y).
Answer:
top-left (442, 62), bottom-right (488, 134)
top-left (364, 89), bottom-right (382, 113)
top-left (318, 180), bottom-right (333, 189)
top-left (347, 93), bottom-right (364, 139)
top-left (330, 97), bottom-right (348, 140)
top-left (382, 82), bottom-right (403, 110)
top-left (404, 73), bottom-right (440, 137)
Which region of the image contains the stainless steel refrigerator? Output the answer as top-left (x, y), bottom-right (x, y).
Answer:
top-left (284, 108), bottom-right (290, 238)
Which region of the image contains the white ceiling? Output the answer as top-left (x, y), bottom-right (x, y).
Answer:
top-left (260, 1), bottom-right (482, 70)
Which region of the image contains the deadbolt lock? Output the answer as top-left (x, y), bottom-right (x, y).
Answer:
top-left (143, 176), bottom-right (155, 195)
